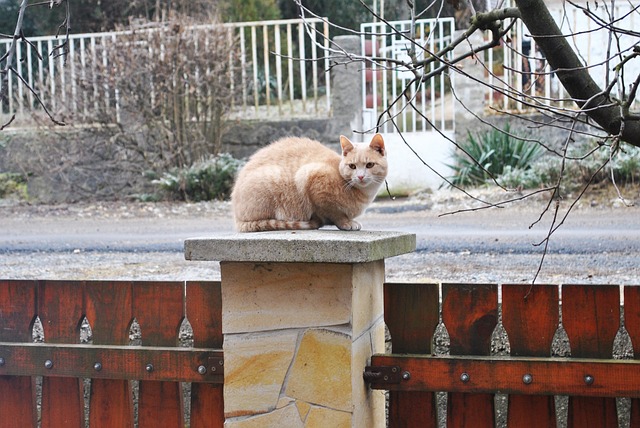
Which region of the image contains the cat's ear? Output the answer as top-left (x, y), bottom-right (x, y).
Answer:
top-left (369, 133), bottom-right (385, 156)
top-left (340, 135), bottom-right (354, 156)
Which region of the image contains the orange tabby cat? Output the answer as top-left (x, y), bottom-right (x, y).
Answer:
top-left (232, 134), bottom-right (387, 232)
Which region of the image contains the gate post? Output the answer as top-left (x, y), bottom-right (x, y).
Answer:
top-left (185, 231), bottom-right (415, 427)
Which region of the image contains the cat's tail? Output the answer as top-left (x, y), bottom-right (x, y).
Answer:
top-left (236, 218), bottom-right (321, 232)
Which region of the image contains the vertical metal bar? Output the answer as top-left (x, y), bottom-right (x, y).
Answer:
top-left (147, 31), bottom-right (155, 112)
top-left (16, 41), bottom-right (24, 115)
top-left (324, 20), bottom-right (331, 114)
top-left (91, 36), bottom-right (98, 113)
top-left (390, 23), bottom-right (397, 134)
top-left (80, 37), bottom-right (87, 117)
top-left (263, 25), bottom-right (271, 109)
top-left (38, 40), bottom-right (45, 109)
top-left (275, 24), bottom-right (283, 115)
top-left (515, 19), bottom-right (523, 111)
top-left (70, 37), bottom-right (77, 116)
top-left (298, 22), bottom-right (307, 113)
top-left (240, 26), bottom-right (247, 111)
top-left (381, 22), bottom-right (389, 131)
top-left (487, 32), bottom-right (494, 110)
top-left (48, 39), bottom-right (56, 111)
top-left (361, 23), bottom-right (369, 133)
top-left (101, 35), bottom-right (110, 113)
top-left (502, 23), bottom-right (510, 111)
top-left (419, 22), bottom-right (426, 132)
top-left (0, 42), bottom-right (5, 114)
top-left (26, 41), bottom-right (34, 109)
top-left (58, 40), bottom-right (66, 105)
top-left (372, 24), bottom-right (379, 132)
top-left (287, 23), bottom-right (294, 113)
top-left (228, 27), bottom-right (235, 110)
top-left (112, 33), bottom-right (120, 123)
top-left (311, 22), bottom-right (318, 113)
top-left (448, 18), bottom-right (455, 132)
top-left (438, 20), bottom-right (446, 129)
top-left (251, 25), bottom-right (259, 114)
top-left (430, 21), bottom-right (436, 130)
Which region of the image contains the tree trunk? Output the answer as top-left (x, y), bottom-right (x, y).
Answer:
top-left (515, 0), bottom-right (640, 147)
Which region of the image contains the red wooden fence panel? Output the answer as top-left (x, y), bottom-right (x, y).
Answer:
top-left (624, 285), bottom-right (640, 427)
top-left (0, 280), bottom-right (37, 428)
top-left (560, 284), bottom-right (620, 428)
top-left (442, 283), bottom-right (498, 428)
top-left (85, 281), bottom-right (135, 427)
top-left (502, 284), bottom-right (559, 427)
top-left (133, 281), bottom-right (186, 428)
top-left (186, 281), bottom-right (224, 428)
top-left (384, 282), bottom-right (439, 428)
top-left (38, 280), bottom-right (85, 428)
top-left (0, 279), bottom-right (223, 428)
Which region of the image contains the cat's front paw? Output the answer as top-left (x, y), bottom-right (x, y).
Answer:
top-left (337, 220), bottom-right (361, 231)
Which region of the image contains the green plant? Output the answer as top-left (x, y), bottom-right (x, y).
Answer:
top-left (448, 124), bottom-right (544, 187)
top-left (154, 154), bottom-right (242, 202)
top-left (0, 172), bottom-right (28, 199)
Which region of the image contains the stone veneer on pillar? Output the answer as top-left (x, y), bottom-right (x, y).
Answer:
top-left (185, 230), bottom-right (415, 427)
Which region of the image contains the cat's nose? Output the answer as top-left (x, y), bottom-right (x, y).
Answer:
top-left (357, 175), bottom-right (365, 181)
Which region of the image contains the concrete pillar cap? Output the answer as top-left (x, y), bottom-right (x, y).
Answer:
top-left (184, 230), bottom-right (416, 264)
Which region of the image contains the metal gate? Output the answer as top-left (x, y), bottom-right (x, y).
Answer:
top-left (360, 17), bottom-right (455, 134)
top-left (360, 18), bottom-right (456, 192)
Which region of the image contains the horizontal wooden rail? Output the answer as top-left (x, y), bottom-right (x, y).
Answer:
top-left (367, 354), bottom-right (640, 398)
top-left (0, 342), bottom-right (223, 383)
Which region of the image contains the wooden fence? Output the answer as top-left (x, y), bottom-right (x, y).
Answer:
top-left (4, 279), bottom-right (640, 427)
top-left (367, 282), bottom-right (640, 427)
top-left (0, 280), bottom-right (223, 428)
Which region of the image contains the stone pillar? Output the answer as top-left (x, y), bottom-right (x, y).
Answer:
top-left (330, 35), bottom-right (363, 141)
top-left (452, 29), bottom-right (489, 142)
top-left (185, 230), bottom-right (415, 427)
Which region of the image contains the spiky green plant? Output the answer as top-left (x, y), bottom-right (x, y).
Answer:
top-left (448, 124), bottom-right (544, 187)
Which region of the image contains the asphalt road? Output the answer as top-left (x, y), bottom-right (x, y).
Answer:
top-left (1, 196), bottom-right (639, 284)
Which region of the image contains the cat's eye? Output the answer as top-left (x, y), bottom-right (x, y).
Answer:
top-left (349, 164), bottom-right (356, 170)
top-left (366, 162), bottom-right (375, 169)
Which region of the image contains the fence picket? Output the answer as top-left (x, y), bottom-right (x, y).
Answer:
top-left (624, 286), bottom-right (640, 427)
top-left (384, 282), bottom-right (439, 428)
top-left (0, 280), bottom-right (37, 428)
top-left (442, 283), bottom-right (498, 428)
top-left (37, 280), bottom-right (85, 428)
top-left (562, 284), bottom-right (620, 428)
top-left (85, 281), bottom-right (135, 427)
top-left (502, 284), bottom-right (559, 427)
top-left (186, 281), bottom-right (224, 428)
top-left (133, 281), bottom-right (185, 428)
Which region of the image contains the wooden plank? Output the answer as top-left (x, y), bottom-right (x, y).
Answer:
top-left (0, 343), bottom-right (222, 382)
top-left (186, 281), bottom-right (224, 428)
top-left (384, 282), bottom-right (439, 428)
top-left (368, 354), bottom-right (640, 397)
top-left (133, 281), bottom-right (185, 428)
top-left (624, 286), bottom-right (640, 427)
top-left (0, 280), bottom-right (37, 428)
top-left (38, 280), bottom-right (85, 428)
top-left (442, 283), bottom-right (498, 428)
top-left (562, 284), bottom-right (619, 428)
top-left (502, 284), bottom-right (559, 427)
top-left (85, 280), bottom-right (134, 427)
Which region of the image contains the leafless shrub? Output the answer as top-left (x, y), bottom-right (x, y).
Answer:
top-left (13, 15), bottom-right (242, 201)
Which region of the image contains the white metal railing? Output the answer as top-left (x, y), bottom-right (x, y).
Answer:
top-left (360, 18), bottom-right (456, 134)
top-left (0, 18), bottom-right (331, 124)
top-left (486, 2), bottom-right (640, 113)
